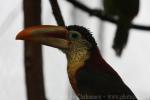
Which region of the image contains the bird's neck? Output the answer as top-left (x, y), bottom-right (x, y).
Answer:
top-left (67, 47), bottom-right (90, 75)
top-left (66, 46), bottom-right (90, 90)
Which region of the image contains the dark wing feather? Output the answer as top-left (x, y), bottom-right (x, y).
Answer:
top-left (76, 66), bottom-right (137, 100)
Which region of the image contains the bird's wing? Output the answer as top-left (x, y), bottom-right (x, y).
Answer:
top-left (76, 67), bottom-right (137, 99)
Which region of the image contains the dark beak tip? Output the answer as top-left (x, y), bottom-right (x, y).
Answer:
top-left (16, 31), bottom-right (28, 40)
top-left (16, 36), bottom-right (21, 40)
top-left (16, 34), bottom-right (21, 40)
top-left (16, 32), bottom-right (23, 40)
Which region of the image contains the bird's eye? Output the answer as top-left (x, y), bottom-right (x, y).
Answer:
top-left (69, 31), bottom-right (81, 40)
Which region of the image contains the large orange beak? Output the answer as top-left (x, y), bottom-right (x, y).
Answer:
top-left (16, 25), bottom-right (70, 49)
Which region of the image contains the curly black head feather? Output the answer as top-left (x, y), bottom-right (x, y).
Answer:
top-left (67, 25), bottom-right (97, 49)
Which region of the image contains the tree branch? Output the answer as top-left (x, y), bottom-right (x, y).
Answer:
top-left (23, 0), bottom-right (47, 100)
top-left (49, 0), bottom-right (65, 26)
top-left (67, 0), bottom-right (150, 31)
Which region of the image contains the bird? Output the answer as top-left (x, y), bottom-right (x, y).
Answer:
top-left (103, 0), bottom-right (139, 56)
top-left (16, 25), bottom-right (137, 100)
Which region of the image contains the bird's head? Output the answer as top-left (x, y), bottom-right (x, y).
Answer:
top-left (16, 25), bottom-right (99, 78)
top-left (16, 25), bottom-right (117, 89)
top-left (16, 25), bottom-right (97, 54)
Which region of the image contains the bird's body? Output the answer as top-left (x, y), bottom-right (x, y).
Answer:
top-left (103, 0), bottom-right (139, 56)
top-left (68, 47), bottom-right (136, 99)
top-left (16, 25), bottom-right (137, 99)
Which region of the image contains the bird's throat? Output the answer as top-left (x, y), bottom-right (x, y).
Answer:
top-left (67, 47), bottom-right (90, 92)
